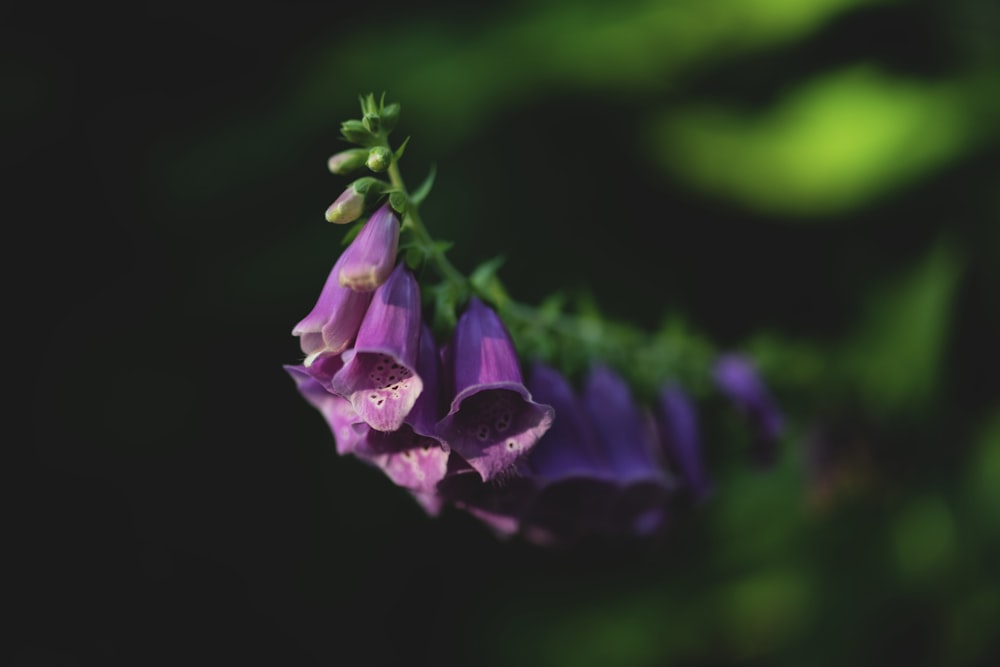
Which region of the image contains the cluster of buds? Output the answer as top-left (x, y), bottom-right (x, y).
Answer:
top-left (285, 95), bottom-right (785, 546)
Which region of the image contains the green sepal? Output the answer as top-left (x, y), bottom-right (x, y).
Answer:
top-left (410, 164), bottom-right (437, 206)
top-left (389, 190), bottom-right (408, 214)
top-left (359, 92), bottom-right (378, 116)
top-left (380, 103), bottom-right (400, 133)
top-left (362, 112), bottom-right (381, 134)
top-left (393, 136), bottom-right (410, 161)
top-left (430, 282), bottom-right (464, 336)
top-left (470, 255), bottom-right (510, 306)
top-left (341, 119), bottom-right (377, 146)
top-left (432, 239), bottom-right (454, 255)
top-left (350, 176), bottom-right (385, 195)
top-left (404, 245), bottom-right (425, 270)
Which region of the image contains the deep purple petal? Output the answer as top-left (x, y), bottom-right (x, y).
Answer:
top-left (338, 204), bottom-right (400, 292)
top-left (405, 323), bottom-right (446, 441)
top-left (284, 364), bottom-right (366, 455)
top-left (436, 298), bottom-right (554, 481)
top-left (331, 264), bottom-right (423, 432)
top-left (292, 253), bottom-right (373, 361)
top-left (583, 364), bottom-right (670, 486)
top-left (655, 384), bottom-right (713, 504)
top-left (525, 362), bottom-right (608, 483)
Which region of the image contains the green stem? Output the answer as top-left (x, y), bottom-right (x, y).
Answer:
top-left (387, 158), bottom-right (468, 291)
top-left (385, 153), bottom-right (713, 395)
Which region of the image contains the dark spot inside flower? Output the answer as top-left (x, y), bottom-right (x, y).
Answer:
top-left (495, 412), bottom-right (512, 432)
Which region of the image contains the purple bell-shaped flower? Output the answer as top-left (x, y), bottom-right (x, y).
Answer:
top-left (435, 297), bottom-right (554, 482)
top-left (291, 253), bottom-right (373, 368)
top-left (337, 203), bottom-right (400, 292)
top-left (654, 383), bottom-right (712, 504)
top-left (330, 263), bottom-right (424, 432)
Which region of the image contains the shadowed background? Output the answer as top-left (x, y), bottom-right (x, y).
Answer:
top-left (9, 1), bottom-right (1000, 665)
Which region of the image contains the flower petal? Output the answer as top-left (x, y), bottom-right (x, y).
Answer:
top-left (655, 383), bottom-right (713, 504)
top-left (331, 263), bottom-right (423, 432)
top-left (583, 364), bottom-right (670, 486)
top-left (292, 253), bottom-right (372, 360)
top-left (284, 364), bottom-right (366, 456)
top-left (524, 361), bottom-right (608, 483)
top-left (338, 203), bottom-right (400, 292)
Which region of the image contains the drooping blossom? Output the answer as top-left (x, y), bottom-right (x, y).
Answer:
top-left (349, 323), bottom-right (449, 494)
top-left (291, 253), bottom-right (373, 370)
top-left (655, 383), bottom-right (712, 504)
top-left (331, 262), bottom-right (423, 432)
top-left (284, 364), bottom-right (367, 456)
top-left (337, 203), bottom-right (400, 292)
top-left (435, 297), bottom-right (554, 482)
top-left (580, 364), bottom-right (674, 537)
top-left (519, 361), bottom-right (622, 544)
top-left (285, 362), bottom-right (448, 511)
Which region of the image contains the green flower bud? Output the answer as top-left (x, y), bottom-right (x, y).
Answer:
top-left (362, 112), bottom-right (381, 134)
top-left (341, 119), bottom-right (375, 145)
top-left (380, 103), bottom-right (400, 133)
top-left (327, 148), bottom-right (368, 175)
top-left (366, 146), bottom-right (392, 172)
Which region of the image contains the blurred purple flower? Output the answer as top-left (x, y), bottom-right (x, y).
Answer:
top-left (331, 263), bottom-right (423, 432)
top-left (338, 203), bottom-right (400, 292)
top-left (435, 297), bottom-right (554, 482)
top-left (581, 364), bottom-right (674, 536)
top-left (712, 353), bottom-right (784, 465)
top-left (655, 383), bottom-right (712, 504)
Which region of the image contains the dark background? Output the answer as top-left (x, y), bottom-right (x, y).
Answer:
top-left (9, 2), bottom-right (1000, 665)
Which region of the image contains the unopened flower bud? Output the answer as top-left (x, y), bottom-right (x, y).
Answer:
top-left (340, 119), bottom-right (374, 145)
top-left (380, 103), bottom-right (400, 133)
top-left (362, 112), bottom-right (381, 134)
top-left (366, 146), bottom-right (392, 172)
top-left (325, 186), bottom-right (365, 224)
top-left (327, 148), bottom-right (368, 175)
top-left (325, 178), bottom-right (389, 224)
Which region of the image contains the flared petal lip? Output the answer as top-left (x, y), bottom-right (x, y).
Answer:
top-left (444, 380), bottom-right (539, 416)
